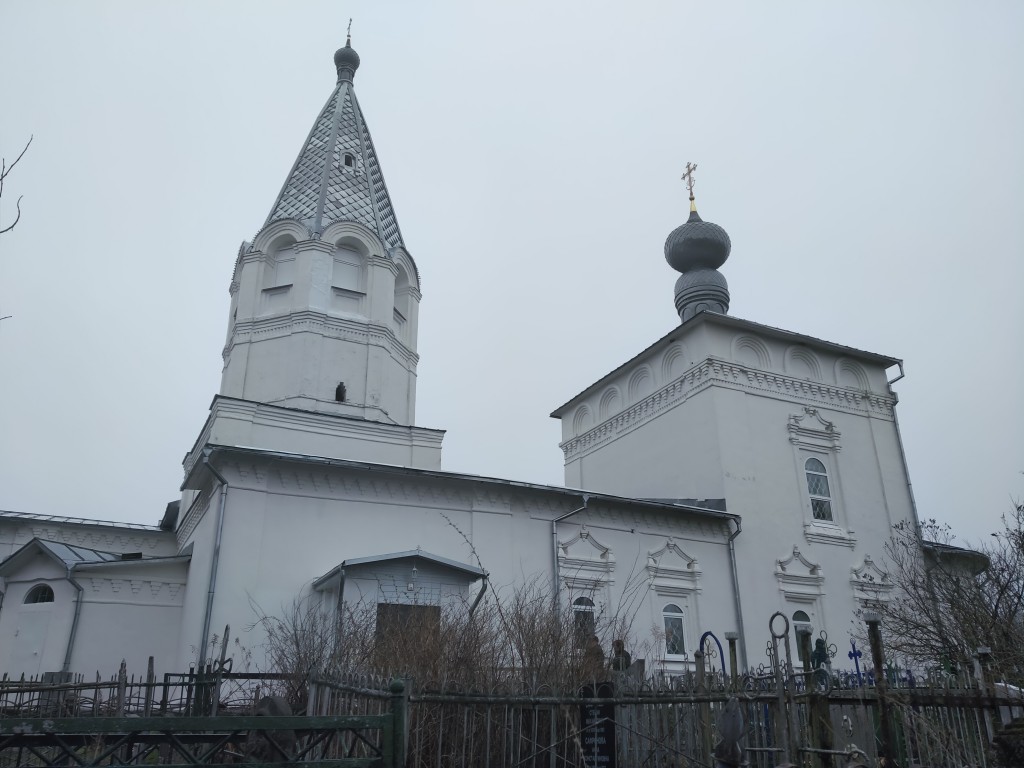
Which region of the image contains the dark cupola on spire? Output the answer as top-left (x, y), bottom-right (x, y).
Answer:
top-left (665, 164), bottom-right (731, 322)
top-left (334, 37), bottom-right (360, 82)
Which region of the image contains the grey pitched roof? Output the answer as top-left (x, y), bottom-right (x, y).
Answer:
top-left (0, 538), bottom-right (189, 577)
top-left (264, 75), bottom-right (404, 247)
top-left (313, 549), bottom-right (485, 591)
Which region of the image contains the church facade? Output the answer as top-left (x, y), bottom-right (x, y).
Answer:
top-left (0, 40), bottom-right (914, 678)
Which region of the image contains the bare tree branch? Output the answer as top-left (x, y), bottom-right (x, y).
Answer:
top-left (1, 135), bottom-right (33, 235)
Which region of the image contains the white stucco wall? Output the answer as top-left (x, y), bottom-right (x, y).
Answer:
top-left (552, 313), bottom-right (916, 665)
top-left (173, 453), bottom-right (739, 675)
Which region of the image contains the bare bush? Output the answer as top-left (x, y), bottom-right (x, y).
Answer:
top-left (875, 502), bottom-right (1024, 681)
top-left (248, 575), bottom-right (655, 695)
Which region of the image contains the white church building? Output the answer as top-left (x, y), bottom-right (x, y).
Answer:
top-left (0, 39), bottom-right (915, 679)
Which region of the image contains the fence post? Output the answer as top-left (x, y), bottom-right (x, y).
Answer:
top-left (144, 657), bottom-right (155, 718)
top-left (116, 660), bottom-right (127, 716)
top-left (390, 678), bottom-right (406, 768)
top-left (724, 632), bottom-right (739, 692)
top-left (975, 646), bottom-right (995, 743)
top-left (864, 611), bottom-right (897, 767)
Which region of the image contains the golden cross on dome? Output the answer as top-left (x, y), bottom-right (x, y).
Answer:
top-left (681, 162), bottom-right (698, 201)
top-left (346, 18), bottom-right (353, 45)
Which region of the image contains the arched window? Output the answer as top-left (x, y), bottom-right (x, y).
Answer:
top-left (663, 603), bottom-right (685, 657)
top-left (792, 610), bottom-right (812, 662)
top-left (573, 597), bottom-right (595, 641)
top-left (24, 584), bottom-right (54, 604)
top-left (805, 458), bottom-right (833, 521)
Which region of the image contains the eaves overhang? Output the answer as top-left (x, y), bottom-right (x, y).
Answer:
top-left (188, 444), bottom-right (737, 527)
top-left (550, 310), bottom-right (903, 418)
top-left (313, 549), bottom-right (484, 592)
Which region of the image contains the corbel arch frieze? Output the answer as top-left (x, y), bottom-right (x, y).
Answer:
top-left (784, 345), bottom-right (823, 382)
top-left (627, 365), bottom-right (654, 401)
top-left (661, 343), bottom-right (690, 382)
top-left (835, 358), bottom-right (870, 391)
top-left (731, 334), bottom-right (772, 370)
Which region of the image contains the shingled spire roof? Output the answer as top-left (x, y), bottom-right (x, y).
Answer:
top-left (263, 40), bottom-right (404, 247)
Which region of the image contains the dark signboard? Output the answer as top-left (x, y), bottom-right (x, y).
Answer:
top-left (579, 682), bottom-right (616, 768)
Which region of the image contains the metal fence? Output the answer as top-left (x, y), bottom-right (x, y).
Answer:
top-left (3, 618), bottom-right (1024, 767)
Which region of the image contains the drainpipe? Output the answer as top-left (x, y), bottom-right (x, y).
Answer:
top-left (726, 517), bottom-right (748, 670)
top-left (198, 450), bottom-right (229, 668)
top-left (469, 574), bottom-right (489, 618)
top-left (551, 495), bottom-right (590, 608)
top-left (61, 566), bottom-right (85, 674)
top-left (887, 362), bottom-right (924, 538)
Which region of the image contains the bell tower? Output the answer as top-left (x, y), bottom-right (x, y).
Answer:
top-left (220, 37), bottom-right (421, 427)
top-left (185, 39), bottom-right (442, 473)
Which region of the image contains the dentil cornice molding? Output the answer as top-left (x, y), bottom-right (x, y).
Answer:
top-left (561, 357), bottom-right (895, 461)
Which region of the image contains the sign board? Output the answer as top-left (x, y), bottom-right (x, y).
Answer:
top-left (579, 682), bottom-right (616, 768)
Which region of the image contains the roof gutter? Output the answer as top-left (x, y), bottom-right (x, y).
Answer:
top-left (726, 518), bottom-right (747, 670)
top-left (198, 449), bottom-right (229, 668)
top-left (552, 495), bottom-right (590, 611)
top-left (61, 566), bottom-right (84, 674)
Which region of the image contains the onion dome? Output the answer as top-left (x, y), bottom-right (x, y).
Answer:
top-left (665, 195), bottom-right (732, 323)
top-left (664, 209), bottom-right (731, 272)
top-left (335, 39), bottom-right (360, 82)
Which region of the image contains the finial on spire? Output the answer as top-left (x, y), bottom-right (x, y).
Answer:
top-left (681, 162), bottom-right (698, 212)
top-left (346, 18), bottom-right (352, 46)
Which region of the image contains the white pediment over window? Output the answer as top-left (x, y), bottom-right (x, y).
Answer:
top-left (850, 554), bottom-right (893, 604)
top-left (787, 407), bottom-right (842, 452)
top-left (776, 545), bottom-right (825, 600)
top-left (558, 526), bottom-right (614, 590)
top-left (646, 539), bottom-right (702, 595)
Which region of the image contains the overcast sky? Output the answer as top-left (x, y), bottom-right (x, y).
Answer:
top-left (1, 1), bottom-right (1021, 546)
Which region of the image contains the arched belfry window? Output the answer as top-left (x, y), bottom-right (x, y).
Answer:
top-left (804, 458), bottom-right (833, 521)
top-left (24, 584), bottom-right (54, 604)
top-left (663, 603), bottom-right (686, 657)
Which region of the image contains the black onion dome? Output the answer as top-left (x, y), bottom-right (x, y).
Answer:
top-left (334, 42), bottom-right (361, 81)
top-left (664, 209), bottom-right (732, 273)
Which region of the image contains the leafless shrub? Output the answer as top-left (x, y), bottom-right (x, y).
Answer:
top-left (873, 502), bottom-right (1024, 682)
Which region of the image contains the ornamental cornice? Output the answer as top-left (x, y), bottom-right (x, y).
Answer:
top-left (225, 310), bottom-right (419, 368)
top-left (561, 357), bottom-right (895, 461)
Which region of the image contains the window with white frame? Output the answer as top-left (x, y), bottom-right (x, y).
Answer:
top-left (804, 458), bottom-right (833, 521)
top-left (663, 603), bottom-right (686, 657)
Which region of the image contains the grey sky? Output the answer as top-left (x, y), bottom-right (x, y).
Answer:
top-left (1, 1), bottom-right (1021, 546)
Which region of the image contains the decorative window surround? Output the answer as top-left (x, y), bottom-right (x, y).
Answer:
top-left (561, 357), bottom-right (895, 460)
top-left (558, 526), bottom-right (615, 592)
top-left (788, 408), bottom-right (855, 546)
top-left (775, 546), bottom-right (826, 602)
top-left (850, 554), bottom-right (893, 606)
top-left (646, 539), bottom-right (702, 596)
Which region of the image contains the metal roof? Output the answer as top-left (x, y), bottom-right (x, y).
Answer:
top-left (193, 445), bottom-right (736, 525)
top-left (0, 538), bottom-right (189, 577)
top-left (0, 509), bottom-right (162, 531)
top-left (313, 549), bottom-right (485, 591)
top-left (263, 65), bottom-right (404, 247)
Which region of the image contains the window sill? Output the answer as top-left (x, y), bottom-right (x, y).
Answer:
top-left (803, 522), bottom-right (856, 548)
